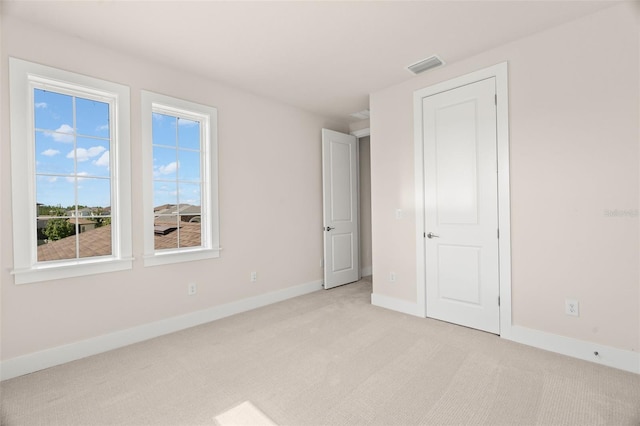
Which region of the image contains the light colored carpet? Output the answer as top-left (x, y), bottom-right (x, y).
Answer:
top-left (1, 277), bottom-right (639, 425)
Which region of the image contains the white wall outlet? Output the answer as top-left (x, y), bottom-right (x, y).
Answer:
top-left (565, 299), bottom-right (579, 316)
top-left (188, 283), bottom-right (197, 296)
top-left (250, 271), bottom-right (257, 282)
top-left (389, 272), bottom-right (396, 283)
top-left (395, 209), bottom-right (403, 220)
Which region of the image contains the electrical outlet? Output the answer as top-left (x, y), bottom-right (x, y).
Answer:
top-left (250, 271), bottom-right (257, 282)
top-left (389, 272), bottom-right (396, 283)
top-left (188, 283), bottom-right (197, 296)
top-left (565, 299), bottom-right (579, 316)
top-left (395, 209), bottom-right (403, 220)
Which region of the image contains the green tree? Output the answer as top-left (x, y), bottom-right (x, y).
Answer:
top-left (37, 204), bottom-right (66, 216)
top-left (43, 218), bottom-right (75, 241)
top-left (94, 217), bottom-right (111, 228)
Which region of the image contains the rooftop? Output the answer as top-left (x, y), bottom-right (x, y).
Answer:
top-left (37, 223), bottom-right (202, 262)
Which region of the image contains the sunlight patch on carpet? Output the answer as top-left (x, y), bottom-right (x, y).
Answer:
top-left (214, 401), bottom-right (277, 426)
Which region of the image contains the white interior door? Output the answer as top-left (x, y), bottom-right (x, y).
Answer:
top-left (422, 78), bottom-right (500, 334)
top-left (322, 129), bottom-right (359, 289)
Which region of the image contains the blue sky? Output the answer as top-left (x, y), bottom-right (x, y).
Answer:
top-left (33, 90), bottom-right (202, 212)
top-left (34, 89), bottom-right (111, 209)
top-left (152, 113), bottom-right (201, 208)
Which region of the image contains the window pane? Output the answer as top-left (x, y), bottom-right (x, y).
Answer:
top-left (77, 178), bottom-right (111, 210)
top-left (34, 89), bottom-right (73, 132)
top-left (36, 175), bottom-right (75, 210)
top-left (45, 124), bottom-right (75, 144)
top-left (154, 214), bottom-right (179, 251)
top-left (179, 222), bottom-right (201, 248)
top-left (153, 146), bottom-right (178, 180)
top-left (37, 218), bottom-right (77, 262)
top-left (152, 113), bottom-right (177, 147)
top-left (154, 181), bottom-right (177, 208)
top-left (35, 131), bottom-right (74, 175)
top-left (179, 182), bottom-right (201, 207)
top-left (79, 225), bottom-right (112, 258)
top-left (177, 149), bottom-right (200, 181)
top-left (76, 137), bottom-right (110, 178)
top-left (178, 203), bottom-right (200, 226)
top-left (178, 118), bottom-right (200, 150)
top-left (76, 97), bottom-right (110, 138)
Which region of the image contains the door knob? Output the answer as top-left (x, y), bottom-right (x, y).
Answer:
top-left (325, 226), bottom-right (335, 231)
top-left (427, 232), bottom-right (439, 239)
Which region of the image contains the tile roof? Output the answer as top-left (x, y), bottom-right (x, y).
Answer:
top-left (37, 225), bottom-right (111, 262)
top-left (154, 204), bottom-right (201, 216)
top-left (179, 205), bottom-right (201, 215)
top-left (154, 222), bottom-right (201, 250)
top-left (37, 223), bottom-right (202, 262)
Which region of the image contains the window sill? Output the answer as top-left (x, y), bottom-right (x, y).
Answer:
top-left (12, 257), bottom-right (134, 285)
top-left (143, 247), bottom-right (221, 267)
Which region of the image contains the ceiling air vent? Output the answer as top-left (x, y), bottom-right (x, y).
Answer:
top-left (406, 55), bottom-right (445, 75)
top-left (349, 109), bottom-right (370, 120)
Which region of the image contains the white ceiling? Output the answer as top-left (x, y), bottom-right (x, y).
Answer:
top-left (2, 0), bottom-right (622, 123)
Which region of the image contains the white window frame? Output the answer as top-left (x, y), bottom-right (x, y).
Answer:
top-left (141, 90), bottom-right (220, 267)
top-left (9, 58), bottom-right (132, 284)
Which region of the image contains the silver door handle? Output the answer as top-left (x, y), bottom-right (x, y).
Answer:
top-left (427, 232), bottom-right (439, 239)
top-left (325, 226), bottom-right (335, 231)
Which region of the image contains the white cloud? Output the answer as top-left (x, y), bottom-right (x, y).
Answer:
top-left (47, 124), bottom-right (75, 143)
top-left (96, 124), bottom-right (110, 132)
top-left (154, 161), bottom-right (179, 176)
top-left (41, 148), bottom-right (60, 157)
top-left (93, 150), bottom-right (110, 168)
top-left (35, 102), bottom-right (48, 109)
top-left (47, 176), bottom-right (58, 183)
top-left (67, 146), bottom-right (106, 162)
top-left (66, 172), bottom-right (89, 183)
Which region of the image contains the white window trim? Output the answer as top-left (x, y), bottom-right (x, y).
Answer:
top-left (9, 58), bottom-right (133, 284)
top-left (141, 90), bottom-right (220, 267)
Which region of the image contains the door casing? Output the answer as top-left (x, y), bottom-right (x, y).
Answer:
top-left (413, 62), bottom-right (513, 338)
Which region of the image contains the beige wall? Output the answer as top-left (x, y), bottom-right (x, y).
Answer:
top-left (359, 136), bottom-right (372, 274)
top-left (370, 3), bottom-right (639, 352)
top-left (0, 16), bottom-right (348, 361)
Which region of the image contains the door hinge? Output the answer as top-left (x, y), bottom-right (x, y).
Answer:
top-left (423, 232), bottom-right (426, 238)
top-left (498, 296), bottom-right (500, 306)
top-left (494, 94), bottom-right (497, 105)
top-left (497, 229), bottom-right (500, 239)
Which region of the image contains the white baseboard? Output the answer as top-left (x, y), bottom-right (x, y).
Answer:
top-left (1, 280), bottom-right (323, 381)
top-left (371, 292), bottom-right (424, 317)
top-left (361, 265), bottom-right (372, 277)
top-left (506, 325), bottom-right (639, 374)
top-left (370, 294), bottom-right (639, 375)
